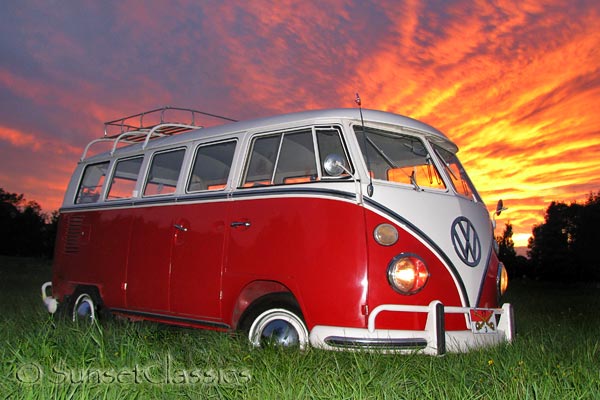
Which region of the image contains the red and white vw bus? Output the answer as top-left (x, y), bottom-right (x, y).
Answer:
top-left (42, 106), bottom-right (513, 355)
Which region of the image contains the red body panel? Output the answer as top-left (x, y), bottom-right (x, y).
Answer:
top-left (169, 202), bottom-right (228, 319)
top-left (477, 251), bottom-right (500, 308)
top-left (53, 211), bottom-right (130, 308)
top-left (126, 208), bottom-right (174, 312)
top-left (364, 212), bottom-right (466, 330)
top-left (52, 194), bottom-right (499, 332)
top-left (223, 195), bottom-right (368, 330)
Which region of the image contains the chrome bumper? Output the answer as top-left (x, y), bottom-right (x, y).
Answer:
top-left (309, 301), bottom-right (515, 355)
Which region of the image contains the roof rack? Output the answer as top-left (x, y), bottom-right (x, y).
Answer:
top-left (80, 106), bottom-right (237, 161)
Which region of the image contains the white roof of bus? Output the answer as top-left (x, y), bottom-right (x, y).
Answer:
top-left (85, 108), bottom-right (457, 161)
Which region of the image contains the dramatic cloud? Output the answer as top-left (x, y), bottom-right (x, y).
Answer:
top-left (1, 0), bottom-right (599, 248)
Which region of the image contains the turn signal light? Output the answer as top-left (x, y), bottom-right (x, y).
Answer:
top-left (374, 223), bottom-right (399, 246)
top-left (498, 262), bottom-right (509, 296)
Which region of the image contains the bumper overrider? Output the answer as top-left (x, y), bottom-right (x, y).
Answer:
top-left (41, 282), bottom-right (58, 314)
top-left (309, 301), bottom-right (515, 355)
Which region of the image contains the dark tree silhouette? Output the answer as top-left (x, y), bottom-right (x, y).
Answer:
top-left (496, 223), bottom-right (515, 276)
top-left (0, 188), bottom-right (57, 258)
top-left (528, 192), bottom-right (600, 282)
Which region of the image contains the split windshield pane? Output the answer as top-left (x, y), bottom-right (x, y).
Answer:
top-left (355, 126), bottom-right (446, 191)
top-left (434, 145), bottom-right (481, 201)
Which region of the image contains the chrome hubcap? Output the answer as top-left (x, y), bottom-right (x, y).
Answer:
top-left (260, 319), bottom-right (300, 347)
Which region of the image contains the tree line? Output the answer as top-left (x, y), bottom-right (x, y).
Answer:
top-left (498, 192), bottom-right (600, 283)
top-left (0, 188), bottom-right (58, 258)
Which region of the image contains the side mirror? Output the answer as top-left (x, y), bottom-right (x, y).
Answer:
top-left (495, 199), bottom-right (507, 216)
top-left (323, 154), bottom-right (347, 177)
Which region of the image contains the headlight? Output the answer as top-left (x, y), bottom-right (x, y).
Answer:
top-left (497, 262), bottom-right (508, 296)
top-left (374, 223), bottom-right (399, 246)
top-left (387, 254), bottom-right (429, 295)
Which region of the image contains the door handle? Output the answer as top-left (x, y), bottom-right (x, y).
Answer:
top-left (230, 221), bottom-right (251, 228)
top-left (173, 224), bottom-right (188, 232)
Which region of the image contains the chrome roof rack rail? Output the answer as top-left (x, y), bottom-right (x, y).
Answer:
top-left (80, 106), bottom-right (237, 161)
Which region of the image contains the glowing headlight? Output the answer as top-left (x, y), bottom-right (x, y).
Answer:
top-left (497, 262), bottom-right (509, 296)
top-left (374, 223), bottom-right (398, 246)
top-left (387, 254), bottom-right (429, 295)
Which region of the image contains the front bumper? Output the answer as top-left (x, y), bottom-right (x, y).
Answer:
top-left (309, 301), bottom-right (514, 355)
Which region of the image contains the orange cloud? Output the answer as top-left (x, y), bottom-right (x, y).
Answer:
top-left (1, 1), bottom-right (598, 250)
top-left (337, 1), bottom-right (600, 247)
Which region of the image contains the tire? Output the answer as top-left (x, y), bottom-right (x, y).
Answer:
top-left (241, 293), bottom-right (309, 350)
top-left (68, 287), bottom-right (105, 324)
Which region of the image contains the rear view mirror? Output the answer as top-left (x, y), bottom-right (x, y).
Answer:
top-left (323, 154), bottom-right (346, 177)
top-left (495, 199), bottom-right (507, 216)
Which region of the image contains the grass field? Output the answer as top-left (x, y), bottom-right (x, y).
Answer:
top-left (1, 256), bottom-right (599, 399)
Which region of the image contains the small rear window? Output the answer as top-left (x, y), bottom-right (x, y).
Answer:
top-left (107, 157), bottom-right (143, 200)
top-left (75, 162), bottom-right (109, 204)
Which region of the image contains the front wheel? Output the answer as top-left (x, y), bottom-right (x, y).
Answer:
top-left (244, 294), bottom-right (309, 349)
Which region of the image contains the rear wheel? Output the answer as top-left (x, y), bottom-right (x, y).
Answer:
top-left (67, 287), bottom-right (106, 324)
top-left (241, 293), bottom-right (309, 349)
top-left (72, 293), bottom-right (96, 323)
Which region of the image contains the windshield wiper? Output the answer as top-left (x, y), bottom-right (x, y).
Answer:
top-left (366, 136), bottom-right (422, 192)
top-left (366, 136), bottom-right (397, 168)
top-left (410, 170), bottom-right (422, 191)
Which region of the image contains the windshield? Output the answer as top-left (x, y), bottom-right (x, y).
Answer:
top-left (433, 145), bottom-right (481, 202)
top-left (354, 126), bottom-right (446, 191)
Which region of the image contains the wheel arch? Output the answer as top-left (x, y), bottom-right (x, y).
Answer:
top-left (233, 280), bottom-right (301, 329)
top-left (64, 284), bottom-right (110, 320)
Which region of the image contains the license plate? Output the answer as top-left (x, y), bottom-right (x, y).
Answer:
top-left (469, 309), bottom-right (497, 334)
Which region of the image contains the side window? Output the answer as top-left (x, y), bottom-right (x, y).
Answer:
top-left (75, 162), bottom-right (109, 204)
top-left (107, 157), bottom-right (143, 200)
top-left (317, 128), bottom-right (352, 177)
top-left (243, 135), bottom-right (280, 187)
top-left (273, 131), bottom-right (317, 184)
top-left (144, 149), bottom-right (186, 196)
top-left (242, 129), bottom-right (318, 187)
top-left (188, 141), bottom-right (236, 192)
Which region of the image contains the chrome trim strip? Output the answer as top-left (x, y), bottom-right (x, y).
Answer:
top-left (325, 336), bottom-right (427, 349)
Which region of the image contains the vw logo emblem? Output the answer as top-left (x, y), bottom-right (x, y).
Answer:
top-left (451, 217), bottom-right (481, 267)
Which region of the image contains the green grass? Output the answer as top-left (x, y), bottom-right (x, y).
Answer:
top-left (1, 256), bottom-right (599, 399)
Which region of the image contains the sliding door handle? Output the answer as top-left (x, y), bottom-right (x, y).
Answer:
top-left (230, 221), bottom-right (251, 228)
top-left (173, 224), bottom-right (188, 232)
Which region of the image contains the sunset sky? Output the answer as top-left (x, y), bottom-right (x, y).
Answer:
top-left (1, 1), bottom-right (599, 248)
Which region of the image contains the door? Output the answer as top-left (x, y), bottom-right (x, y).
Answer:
top-left (168, 140), bottom-right (237, 319)
top-left (168, 201), bottom-right (229, 319)
top-left (126, 207), bottom-right (174, 312)
top-left (224, 127), bottom-right (368, 328)
top-left (126, 148), bottom-right (186, 312)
